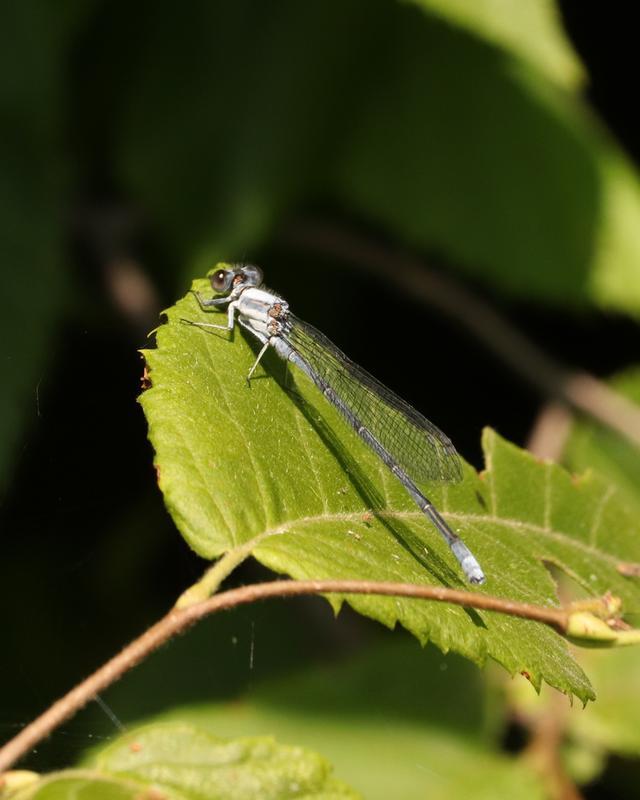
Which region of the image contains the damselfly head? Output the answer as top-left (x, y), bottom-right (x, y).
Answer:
top-left (210, 264), bottom-right (263, 294)
top-left (237, 264), bottom-right (263, 287)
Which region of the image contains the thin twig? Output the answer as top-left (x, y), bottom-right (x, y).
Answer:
top-left (0, 579), bottom-right (567, 774)
top-left (527, 402), bottom-right (573, 460)
top-left (283, 222), bottom-right (640, 448)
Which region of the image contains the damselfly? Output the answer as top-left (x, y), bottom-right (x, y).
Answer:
top-left (183, 264), bottom-right (485, 584)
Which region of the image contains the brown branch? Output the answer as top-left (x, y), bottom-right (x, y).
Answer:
top-left (283, 222), bottom-right (640, 448)
top-left (0, 579), bottom-right (567, 775)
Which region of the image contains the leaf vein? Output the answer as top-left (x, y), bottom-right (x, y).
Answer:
top-left (589, 483), bottom-right (617, 546)
top-left (445, 511), bottom-right (621, 567)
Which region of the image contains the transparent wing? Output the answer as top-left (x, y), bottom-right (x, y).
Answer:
top-left (285, 314), bottom-right (462, 483)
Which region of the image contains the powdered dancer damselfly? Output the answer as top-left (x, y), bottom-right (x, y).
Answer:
top-left (183, 264), bottom-right (485, 584)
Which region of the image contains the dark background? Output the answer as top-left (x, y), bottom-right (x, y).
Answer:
top-left (1, 3), bottom-right (639, 795)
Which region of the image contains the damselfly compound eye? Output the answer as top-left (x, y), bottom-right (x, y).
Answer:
top-left (211, 269), bottom-right (232, 293)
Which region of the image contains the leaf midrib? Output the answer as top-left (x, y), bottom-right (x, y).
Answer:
top-left (445, 511), bottom-right (623, 567)
top-left (225, 507), bottom-right (624, 574)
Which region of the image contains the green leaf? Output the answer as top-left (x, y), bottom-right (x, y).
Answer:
top-left (565, 367), bottom-right (640, 517)
top-left (331, 3), bottom-right (640, 314)
top-left (108, 0), bottom-right (640, 314)
top-left (113, 641), bottom-right (545, 800)
top-left (115, 0), bottom-right (373, 269)
top-left (407, 0), bottom-right (585, 89)
top-left (568, 647), bottom-right (640, 758)
top-left (140, 275), bottom-right (640, 701)
top-left (7, 723), bottom-right (357, 800)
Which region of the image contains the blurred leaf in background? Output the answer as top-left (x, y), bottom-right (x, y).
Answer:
top-left (10, 723), bottom-right (358, 799)
top-left (565, 366), bottom-right (640, 516)
top-left (509, 644), bottom-right (640, 790)
top-left (107, 0), bottom-right (640, 308)
top-left (410, 0), bottom-right (585, 88)
top-left (104, 639), bottom-right (544, 800)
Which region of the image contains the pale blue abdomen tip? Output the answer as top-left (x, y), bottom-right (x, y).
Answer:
top-left (451, 541), bottom-right (486, 584)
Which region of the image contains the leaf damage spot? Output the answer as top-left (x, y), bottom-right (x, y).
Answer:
top-left (140, 363), bottom-right (152, 391)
